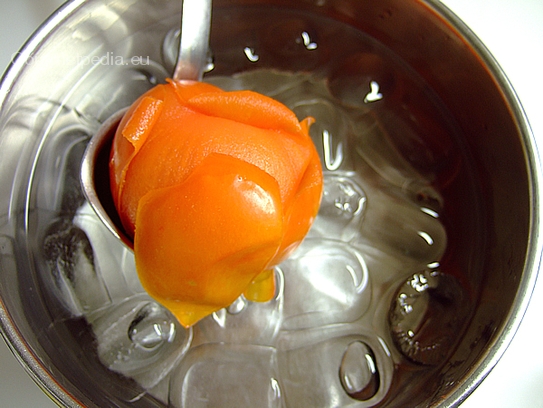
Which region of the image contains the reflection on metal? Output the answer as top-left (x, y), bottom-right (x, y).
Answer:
top-left (417, 231), bottom-right (434, 246)
top-left (364, 80), bottom-right (383, 103)
top-left (421, 207), bottom-right (439, 218)
top-left (243, 47), bottom-right (259, 62)
top-left (301, 31), bottom-right (317, 50)
top-left (322, 129), bottom-right (343, 171)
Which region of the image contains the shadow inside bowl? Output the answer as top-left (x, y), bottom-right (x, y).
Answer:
top-left (80, 109), bottom-right (134, 250)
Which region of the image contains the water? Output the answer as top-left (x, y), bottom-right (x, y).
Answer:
top-left (169, 344), bottom-right (281, 408)
top-left (389, 269), bottom-right (470, 366)
top-left (90, 294), bottom-right (191, 393)
top-left (22, 5), bottom-right (483, 407)
top-left (340, 341), bottom-right (380, 401)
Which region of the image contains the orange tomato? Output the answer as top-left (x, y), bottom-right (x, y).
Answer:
top-left (110, 79), bottom-right (322, 327)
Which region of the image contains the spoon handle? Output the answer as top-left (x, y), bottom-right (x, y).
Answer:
top-left (173, 0), bottom-right (212, 82)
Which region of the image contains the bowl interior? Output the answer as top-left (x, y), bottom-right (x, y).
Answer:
top-left (0, 0), bottom-right (538, 407)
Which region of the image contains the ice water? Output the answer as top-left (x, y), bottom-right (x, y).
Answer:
top-left (25, 5), bottom-right (483, 407)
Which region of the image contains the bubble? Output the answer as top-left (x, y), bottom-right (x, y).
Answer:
top-left (388, 269), bottom-right (469, 366)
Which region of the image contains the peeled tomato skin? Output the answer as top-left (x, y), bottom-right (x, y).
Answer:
top-left (184, 90), bottom-right (303, 135)
top-left (110, 79), bottom-right (324, 327)
top-left (112, 82), bottom-right (315, 238)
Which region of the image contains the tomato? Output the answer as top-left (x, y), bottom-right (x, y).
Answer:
top-left (110, 80), bottom-right (322, 327)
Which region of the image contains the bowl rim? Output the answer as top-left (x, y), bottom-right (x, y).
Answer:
top-left (0, 0), bottom-right (541, 407)
top-left (0, 2), bottom-right (90, 406)
top-left (424, 0), bottom-right (542, 406)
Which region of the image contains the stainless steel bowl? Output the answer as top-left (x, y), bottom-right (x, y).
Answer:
top-left (0, 0), bottom-right (540, 407)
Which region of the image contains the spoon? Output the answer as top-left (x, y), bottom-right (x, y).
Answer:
top-left (80, 0), bottom-right (212, 248)
top-left (174, 0), bottom-right (212, 82)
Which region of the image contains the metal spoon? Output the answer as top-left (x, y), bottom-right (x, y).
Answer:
top-left (174, 0), bottom-right (212, 81)
top-left (80, 0), bottom-right (212, 248)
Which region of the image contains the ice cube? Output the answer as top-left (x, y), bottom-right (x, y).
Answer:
top-left (277, 325), bottom-right (393, 407)
top-left (290, 99), bottom-right (350, 171)
top-left (169, 343), bottom-right (281, 408)
top-left (339, 341), bottom-right (380, 401)
top-left (42, 219), bottom-right (111, 316)
top-left (74, 202), bottom-right (144, 301)
top-left (353, 187), bottom-right (447, 267)
top-left (310, 174), bottom-right (366, 241)
top-left (278, 239), bottom-right (370, 330)
top-left (388, 269), bottom-right (469, 365)
top-left (91, 294), bottom-right (192, 389)
top-left (193, 269), bottom-right (283, 347)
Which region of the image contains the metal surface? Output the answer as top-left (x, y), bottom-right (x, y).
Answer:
top-left (0, 0), bottom-right (541, 406)
top-left (80, 108), bottom-right (134, 250)
top-left (174, 0), bottom-right (212, 81)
